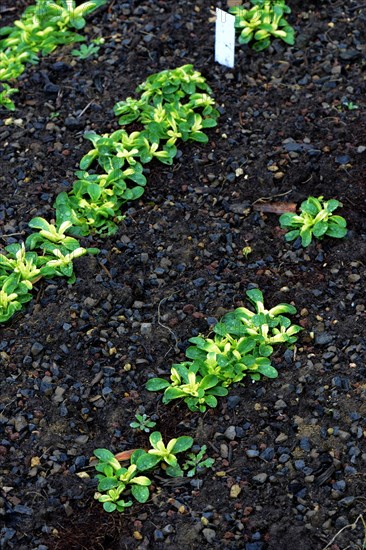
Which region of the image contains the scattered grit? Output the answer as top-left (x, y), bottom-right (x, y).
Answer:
top-left (0, 0), bottom-right (366, 549)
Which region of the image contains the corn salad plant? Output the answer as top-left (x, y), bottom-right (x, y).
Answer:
top-left (146, 289), bottom-right (302, 411)
top-left (0, 217), bottom-right (99, 323)
top-left (229, 0), bottom-right (295, 51)
top-left (93, 432), bottom-right (197, 512)
top-left (279, 196), bottom-right (348, 247)
top-left (0, 0), bottom-right (107, 110)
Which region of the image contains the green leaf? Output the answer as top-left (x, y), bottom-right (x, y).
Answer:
top-left (136, 453), bottom-right (161, 471)
top-left (165, 464), bottom-right (184, 477)
top-left (189, 131), bottom-right (208, 143)
top-left (185, 346), bottom-right (206, 360)
top-left (257, 363), bottom-right (278, 379)
top-left (325, 199), bottom-right (341, 213)
top-left (236, 338), bottom-right (256, 354)
top-left (131, 475), bottom-right (151, 486)
top-left (149, 431), bottom-right (162, 448)
top-left (146, 378), bottom-right (170, 391)
top-left (94, 448), bottom-right (116, 462)
top-left (28, 217), bottom-right (51, 232)
top-left (200, 375), bottom-right (219, 390)
top-left (171, 436), bottom-right (193, 454)
top-left (268, 303), bottom-right (296, 316)
top-left (325, 224), bottom-right (347, 239)
top-left (97, 477), bottom-right (119, 491)
top-left (246, 288), bottom-right (264, 307)
top-left (279, 213), bottom-right (296, 228)
top-left (300, 228), bottom-right (312, 247)
top-left (329, 215), bottom-right (347, 228)
top-left (301, 197), bottom-right (321, 215)
top-left (131, 484), bottom-right (149, 503)
top-left (313, 220), bottom-right (328, 238)
top-left (79, 150), bottom-right (98, 170)
top-left (204, 394), bottom-right (218, 408)
top-left (162, 387), bottom-right (187, 402)
top-left (259, 344), bottom-right (273, 357)
top-left (103, 501), bottom-right (117, 512)
top-left (284, 229), bottom-right (300, 242)
top-left (209, 385), bottom-right (228, 397)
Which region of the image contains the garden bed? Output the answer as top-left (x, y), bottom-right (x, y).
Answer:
top-left (1, 0), bottom-right (366, 549)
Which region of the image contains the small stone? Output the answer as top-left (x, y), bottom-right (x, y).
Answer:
top-left (162, 524), bottom-right (174, 535)
top-left (275, 433), bottom-right (288, 443)
top-left (315, 332), bottom-right (334, 345)
top-left (153, 529), bottom-right (164, 542)
top-left (53, 387), bottom-right (66, 403)
top-left (220, 443), bottom-right (229, 458)
top-left (274, 399), bottom-right (287, 410)
top-left (140, 323), bottom-right (152, 335)
top-left (246, 450), bottom-right (260, 458)
top-left (202, 528), bottom-right (216, 543)
top-left (294, 460), bottom-right (305, 471)
top-left (230, 484), bottom-right (242, 498)
top-left (224, 426), bottom-right (236, 440)
top-left (31, 342), bottom-right (44, 356)
top-left (348, 274), bottom-right (361, 283)
top-left (252, 473), bottom-right (268, 484)
top-left (14, 415), bottom-right (28, 432)
top-left (227, 395), bottom-right (241, 409)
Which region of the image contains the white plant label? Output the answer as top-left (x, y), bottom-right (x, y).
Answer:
top-left (215, 8), bottom-right (235, 68)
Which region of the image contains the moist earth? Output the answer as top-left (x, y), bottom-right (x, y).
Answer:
top-left (0, 1), bottom-right (366, 549)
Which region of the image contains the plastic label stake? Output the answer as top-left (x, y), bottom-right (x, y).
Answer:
top-left (215, 8), bottom-right (235, 68)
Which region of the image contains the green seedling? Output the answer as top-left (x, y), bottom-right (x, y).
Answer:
top-left (229, 0), bottom-right (295, 51)
top-left (0, 0), bottom-right (106, 109)
top-left (71, 42), bottom-right (100, 59)
top-left (0, 274), bottom-right (33, 323)
top-left (279, 196), bottom-right (347, 247)
top-left (37, 0), bottom-right (107, 30)
top-left (218, 288), bottom-right (302, 355)
top-left (341, 98), bottom-right (359, 111)
top-left (182, 445), bottom-right (215, 477)
top-left (147, 289), bottom-right (301, 412)
top-left (26, 217), bottom-right (81, 251)
top-left (146, 364), bottom-right (228, 413)
top-left (0, 243), bottom-right (44, 288)
top-left (136, 431), bottom-right (193, 477)
top-left (0, 84), bottom-right (19, 111)
top-left (242, 246), bottom-right (252, 258)
top-left (39, 246), bottom-right (94, 283)
top-left (93, 448), bottom-right (151, 513)
top-left (130, 413), bottom-right (156, 433)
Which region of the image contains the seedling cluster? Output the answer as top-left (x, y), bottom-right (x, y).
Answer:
top-left (56, 64), bottom-right (219, 237)
top-left (0, 65), bottom-right (219, 323)
top-left (0, 0), bottom-right (107, 110)
top-left (146, 289), bottom-right (302, 411)
top-left (0, 220), bottom-right (98, 322)
top-left (229, 0), bottom-right (295, 51)
top-left (93, 434), bottom-right (214, 512)
top-left (279, 196), bottom-right (347, 247)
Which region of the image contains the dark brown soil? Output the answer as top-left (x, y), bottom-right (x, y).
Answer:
top-left (1, 1), bottom-right (366, 549)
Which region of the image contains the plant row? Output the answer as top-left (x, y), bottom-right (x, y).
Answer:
top-left (0, 65), bottom-right (220, 323)
top-left (0, 0), bottom-right (107, 110)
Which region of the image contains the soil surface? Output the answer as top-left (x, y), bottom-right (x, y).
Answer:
top-left (1, 1), bottom-right (366, 549)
